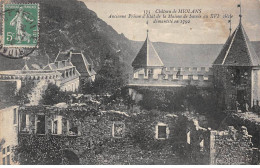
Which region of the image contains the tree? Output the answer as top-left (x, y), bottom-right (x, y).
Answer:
top-left (14, 81), bottom-right (35, 105)
top-left (91, 52), bottom-right (127, 95)
top-left (40, 83), bottom-right (70, 105)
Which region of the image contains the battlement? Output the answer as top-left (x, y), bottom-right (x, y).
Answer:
top-left (0, 70), bottom-right (61, 80)
top-left (129, 67), bottom-right (213, 87)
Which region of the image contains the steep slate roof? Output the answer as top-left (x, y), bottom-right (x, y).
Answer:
top-left (53, 51), bottom-right (96, 78)
top-left (70, 53), bottom-right (96, 77)
top-left (55, 52), bottom-right (70, 62)
top-left (132, 33), bottom-right (164, 69)
top-left (43, 63), bottom-right (57, 70)
top-left (213, 22), bottom-right (260, 66)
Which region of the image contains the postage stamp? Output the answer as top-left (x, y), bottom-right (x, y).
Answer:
top-left (3, 4), bottom-right (39, 48)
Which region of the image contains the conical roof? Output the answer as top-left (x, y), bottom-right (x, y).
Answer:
top-left (213, 22), bottom-right (260, 66)
top-left (132, 33), bottom-right (164, 69)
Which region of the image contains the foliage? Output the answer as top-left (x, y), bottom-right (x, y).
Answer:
top-left (137, 86), bottom-right (219, 114)
top-left (129, 110), bottom-right (172, 150)
top-left (13, 134), bottom-right (66, 165)
top-left (14, 81), bottom-right (35, 105)
top-left (40, 83), bottom-right (71, 105)
top-left (79, 80), bottom-right (94, 94)
top-left (87, 52), bottom-right (127, 95)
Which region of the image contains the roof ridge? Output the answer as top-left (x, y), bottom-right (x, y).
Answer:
top-left (222, 25), bottom-right (239, 65)
top-left (147, 38), bottom-right (164, 67)
top-left (147, 35), bottom-right (149, 68)
top-left (241, 24), bottom-right (260, 66)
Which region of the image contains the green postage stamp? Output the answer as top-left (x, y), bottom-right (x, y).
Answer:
top-left (3, 4), bottom-right (39, 47)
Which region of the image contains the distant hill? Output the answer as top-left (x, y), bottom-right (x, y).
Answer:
top-left (0, 0), bottom-right (136, 73)
top-left (130, 41), bottom-right (260, 68)
top-left (1, 0), bottom-right (260, 72)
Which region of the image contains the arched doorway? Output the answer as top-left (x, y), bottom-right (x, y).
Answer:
top-left (62, 150), bottom-right (80, 165)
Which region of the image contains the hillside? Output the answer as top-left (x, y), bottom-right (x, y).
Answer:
top-left (0, 0), bottom-right (136, 73)
top-left (131, 41), bottom-right (260, 67)
top-left (1, 0), bottom-right (260, 72)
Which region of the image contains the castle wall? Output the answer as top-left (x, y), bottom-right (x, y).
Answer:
top-left (181, 114), bottom-right (259, 165)
top-left (134, 68), bottom-right (162, 79)
top-left (251, 69), bottom-right (260, 107)
top-left (210, 126), bottom-right (257, 165)
top-left (213, 65), bottom-right (252, 111)
top-left (130, 67), bottom-right (213, 88)
top-left (60, 77), bottom-right (79, 92)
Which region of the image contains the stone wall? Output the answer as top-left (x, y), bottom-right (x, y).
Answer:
top-left (16, 105), bottom-right (260, 165)
top-left (18, 106), bottom-right (182, 165)
top-left (211, 126), bottom-right (256, 165)
top-left (213, 65), bottom-right (252, 111)
top-left (181, 114), bottom-right (259, 165)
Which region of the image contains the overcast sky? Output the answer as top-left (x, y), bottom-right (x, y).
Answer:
top-left (83, 0), bottom-right (260, 44)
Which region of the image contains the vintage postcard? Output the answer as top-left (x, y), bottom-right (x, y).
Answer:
top-left (0, 0), bottom-right (260, 165)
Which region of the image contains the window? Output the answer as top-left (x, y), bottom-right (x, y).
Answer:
top-left (200, 139), bottom-right (204, 151)
top-left (62, 119), bottom-right (68, 135)
top-left (13, 108), bottom-right (17, 124)
top-left (2, 157), bottom-right (5, 165)
top-left (36, 115), bottom-right (45, 134)
top-left (53, 120), bottom-right (58, 134)
top-left (6, 155), bottom-right (10, 165)
top-left (2, 148), bottom-right (5, 155)
top-left (187, 131), bottom-right (191, 144)
top-left (155, 123), bottom-right (169, 140)
top-left (7, 146), bottom-right (10, 153)
top-left (52, 116), bottom-right (63, 135)
top-left (20, 114), bottom-right (29, 133)
top-left (112, 122), bottom-right (125, 138)
top-left (158, 126), bottom-right (166, 139)
top-left (68, 121), bottom-right (78, 136)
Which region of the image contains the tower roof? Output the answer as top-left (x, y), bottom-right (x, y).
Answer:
top-left (213, 23), bottom-right (260, 66)
top-left (132, 34), bottom-right (164, 69)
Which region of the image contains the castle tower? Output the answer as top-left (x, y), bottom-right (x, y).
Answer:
top-left (213, 6), bottom-right (260, 112)
top-left (132, 29), bottom-right (164, 79)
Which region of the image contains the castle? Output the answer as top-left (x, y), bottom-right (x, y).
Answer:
top-left (0, 51), bottom-right (96, 106)
top-left (1, 5), bottom-right (260, 165)
top-left (129, 17), bottom-right (260, 113)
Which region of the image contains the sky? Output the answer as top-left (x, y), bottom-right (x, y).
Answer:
top-left (82, 0), bottom-right (260, 44)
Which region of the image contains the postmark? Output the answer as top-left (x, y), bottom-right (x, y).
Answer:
top-left (0, 3), bottom-right (39, 58)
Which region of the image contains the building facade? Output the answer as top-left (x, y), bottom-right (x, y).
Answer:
top-left (0, 106), bottom-right (19, 165)
top-left (213, 21), bottom-right (260, 112)
top-left (55, 51), bottom-right (96, 83)
top-left (129, 19), bottom-right (260, 114)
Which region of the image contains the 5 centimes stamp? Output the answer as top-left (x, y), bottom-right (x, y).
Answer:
top-left (3, 4), bottom-right (39, 47)
top-left (0, 3), bottom-right (39, 58)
